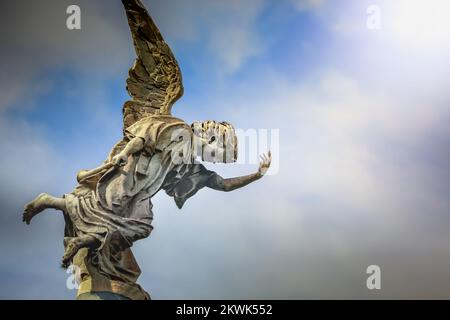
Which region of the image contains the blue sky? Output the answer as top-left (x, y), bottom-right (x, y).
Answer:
top-left (1, 0), bottom-right (450, 299)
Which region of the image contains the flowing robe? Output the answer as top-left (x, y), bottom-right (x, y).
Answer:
top-left (63, 115), bottom-right (214, 300)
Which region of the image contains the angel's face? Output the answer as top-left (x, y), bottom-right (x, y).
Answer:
top-left (192, 121), bottom-right (238, 164)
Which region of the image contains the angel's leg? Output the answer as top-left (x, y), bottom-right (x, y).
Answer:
top-left (23, 193), bottom-right (66, 225)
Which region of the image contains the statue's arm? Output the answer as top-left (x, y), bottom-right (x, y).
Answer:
top-left (206, 152), bottom-right (272, 192)
top-left (207, 172), bottom-right (262, 192)
top-left (111, 137), bottom-right (145, 167)
top-left (121, 137), bottom-right (145, 156)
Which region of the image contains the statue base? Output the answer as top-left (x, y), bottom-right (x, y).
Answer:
top-left (77, 291), bottom-right (131, 300)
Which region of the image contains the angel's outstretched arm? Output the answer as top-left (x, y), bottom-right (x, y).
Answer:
top-left (207, 172), bottom-right (262, 192)
top-left (207, 152), bottom-right (272, 192)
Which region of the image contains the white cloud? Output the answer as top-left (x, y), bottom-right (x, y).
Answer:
top-left (0, 117), bottom-right (64, 197)
top-left (146, 0), bottom-right (266, 73)
top-left (151, 67), bottom-right (450, 298)
top-left (0, 0), bottom-right (132, 112)
top-left (0, 0), bottom-right (269, 113)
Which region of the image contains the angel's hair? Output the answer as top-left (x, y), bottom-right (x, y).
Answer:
top-left (191, 120), bottom-right (238, 162)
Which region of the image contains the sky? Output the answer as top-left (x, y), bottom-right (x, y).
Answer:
top-left (1, 0), bottom-right (450, 299)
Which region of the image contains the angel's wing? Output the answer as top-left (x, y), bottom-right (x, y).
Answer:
top-left (122, 0), bottom-right (184, 133)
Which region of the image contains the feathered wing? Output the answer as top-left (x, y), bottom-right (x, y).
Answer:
top-left (121, 0), bottom-right (184, 133)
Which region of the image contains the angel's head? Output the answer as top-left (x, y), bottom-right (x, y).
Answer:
top-left (191, 120), bottom-right (238, 164)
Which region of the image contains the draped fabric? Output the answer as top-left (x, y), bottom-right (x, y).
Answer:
top-left (162, 163), bottom-right (216, 209)
top-left (62, 115), bottom-right (212, 300)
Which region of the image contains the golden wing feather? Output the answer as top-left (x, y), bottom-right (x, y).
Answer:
top-left (122, 0), bottom-right (184, 133)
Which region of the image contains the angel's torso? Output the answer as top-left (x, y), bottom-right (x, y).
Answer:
top-left (99, 115), bottom-right (194, 217)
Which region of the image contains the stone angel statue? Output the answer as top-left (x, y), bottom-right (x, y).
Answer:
top-left (23, 0), bottom-right (271, 300)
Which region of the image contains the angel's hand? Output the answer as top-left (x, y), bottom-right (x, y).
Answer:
top-left (258, 151), bottom-right (272, 177)
top-left (112, 153), bottom-right (128, 167)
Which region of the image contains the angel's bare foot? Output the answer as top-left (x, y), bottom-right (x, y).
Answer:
top-left (23, 193), bottom-right (52, 225)
top-left (61, 235), bottom-right (98, 268)
top-left (61, 238), bottom-right (83, 269)
top-left (23, 193), bottom-right (66, 225)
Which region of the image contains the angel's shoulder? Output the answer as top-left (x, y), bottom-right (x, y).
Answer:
top-left (157, 116), bottom-right (191, 135)
top-left (136, 115), bottom-right (190, 151)
top-left (129, 114), bottom-right (186, 130)
top-left (159, 123), bottom-right (191, 145)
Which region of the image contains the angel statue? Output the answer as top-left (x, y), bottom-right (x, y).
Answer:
top-left (23, 0), bottom-right (271, 300)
